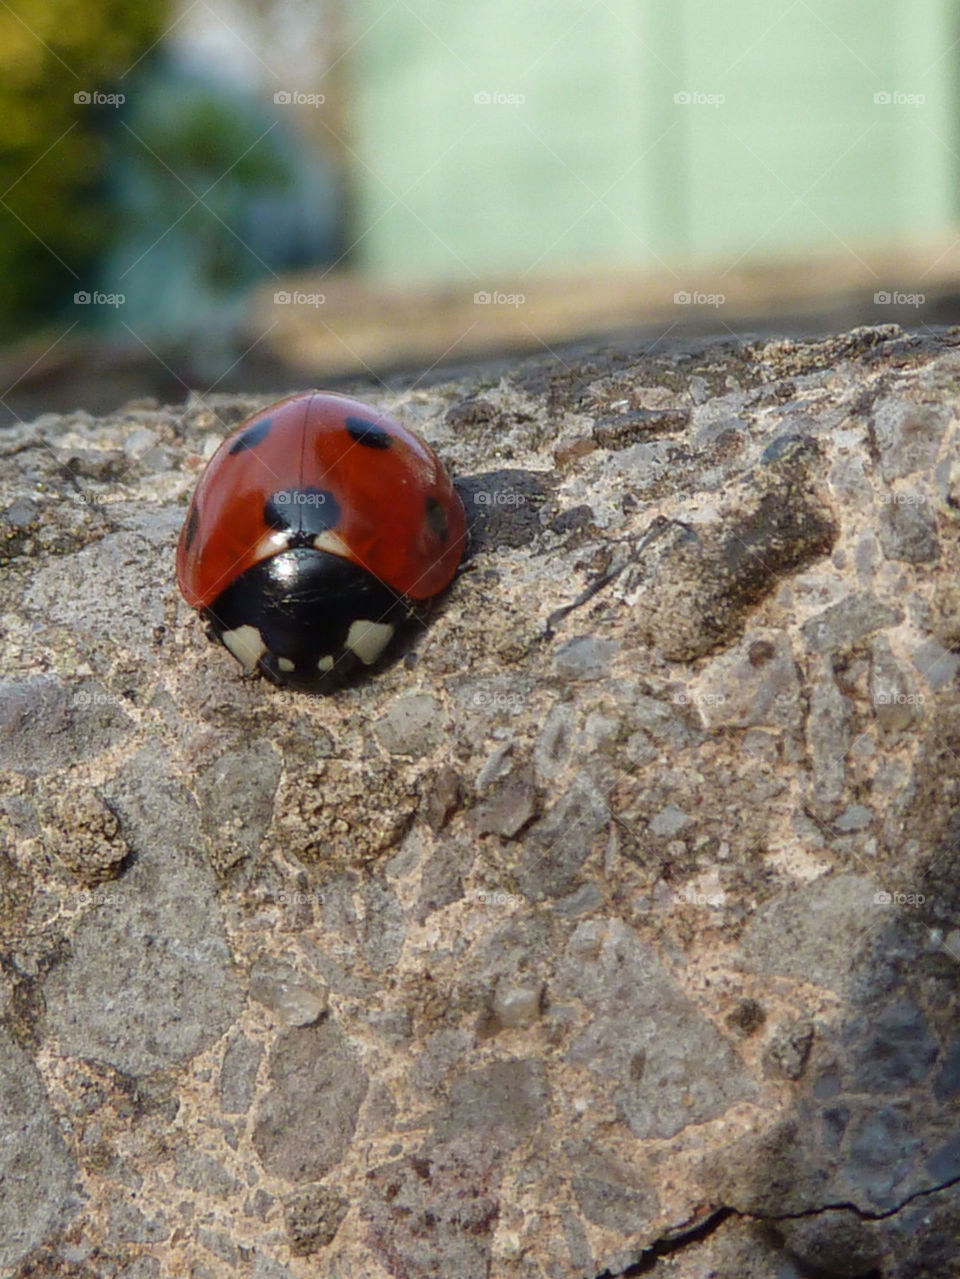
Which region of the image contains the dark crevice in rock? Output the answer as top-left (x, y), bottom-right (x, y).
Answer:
top-left (597, 1206), bottom-right (735, 1276)
top-left (748, 1170), bottom-right (960, 1225)
top-left (543, 562), bottom-right (626, 638)
top-left (597, 1174), bottom-right (960, 1278)
top-left (543, 517), bottom-right (679, 638)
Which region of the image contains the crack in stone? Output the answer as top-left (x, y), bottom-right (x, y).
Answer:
top-left (746, 1170), bottom-right (960, 1224)
top-left (597, 1206), bottom-right (734, 1276)
top-left (597, 1174), bottom-right (960, 1277)
top-left (544, 517), bottom-right (678, 638)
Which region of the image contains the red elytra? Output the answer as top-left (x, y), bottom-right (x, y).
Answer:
top-left (176, 391), bottom-right (466, 689)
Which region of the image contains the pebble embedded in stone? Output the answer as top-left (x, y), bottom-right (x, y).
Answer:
top-left (249, 960), bottom-right (328, 1027)
top-left (553, 635), bottom-right (620, 680)
top-left (492, 981), bottom-right (543, 1029)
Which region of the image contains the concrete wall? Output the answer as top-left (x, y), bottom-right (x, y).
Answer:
top-left (348, 0), bottom-right (959, 278)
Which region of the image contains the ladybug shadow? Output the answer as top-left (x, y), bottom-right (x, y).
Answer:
top-left (453, 469), bottom-right (556, 557)
top-left (365, 467), bottom-right (553, 681)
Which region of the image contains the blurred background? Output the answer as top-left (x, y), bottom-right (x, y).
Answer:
top-left (1, 0), bottom-right (959, 424)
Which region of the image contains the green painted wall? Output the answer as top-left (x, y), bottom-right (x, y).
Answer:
top-left (349, 0), bottom-right (959, 279)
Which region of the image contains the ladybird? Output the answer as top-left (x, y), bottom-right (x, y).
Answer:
top-left (176, 391), bottom-right (466, 690)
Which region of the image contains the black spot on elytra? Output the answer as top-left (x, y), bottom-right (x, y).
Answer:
top-left (345, 416), bottom-right (392, 449)
top-left (425, 495), bottom-right (448, 543)
top-left (264, 487), bottom-right (340, 540)
top-left (183, 502), bottom-right (199, 552)
top-left (229, 415), bottom-right (274, 454)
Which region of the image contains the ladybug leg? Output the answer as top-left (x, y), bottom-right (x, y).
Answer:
top-left (257, 650), bottom-right (289, 687)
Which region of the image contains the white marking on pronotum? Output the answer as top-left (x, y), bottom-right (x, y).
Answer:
top-left (345, 620), bottom-right (395, 665)
top-left (317, 654), bottom-right (335, 673)
top-left (255, 530), bottom-right (292, 560)
top-left (277, 656), bottom-right (295, 673)
top-left (222, 625), bottom-right (267, 671)
top-left (312, 529), bottom-right (352, 558)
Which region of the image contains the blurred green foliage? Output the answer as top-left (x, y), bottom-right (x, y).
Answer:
top-left (0, 0), bottom-right (165, 341)
top-left (97, 69), bottom-right (341, 372)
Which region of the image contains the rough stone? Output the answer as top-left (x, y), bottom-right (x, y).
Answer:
top-left (845, 995), bottom-right (938, 1091)
top-left (107, 1194), bottom-right (169, 1244)
top-left (252, 1021), bottom-right (369, 1182)
top-left (691, 629), bottom-right (802, 728)
top-left (933, 1033), bottom-right (960, 1101)
top-left (0, 677), bottom-right (132, 776)
top-left (739, 873), bottom-right (880, 992)
top-left (870, 636), bottom-right (923, 733)
top-left (802, 590), bottom-right (904, 653)
top-left (374, 693), bottom-right (444, 756)
top-left (878, 493), bottom-right (940, 563)
top-left (173, 1148), bottom-right (239, 1197)
top-left (196, 742), bottom-right (282, 872)
top-left (532, 703), bottom-right (575, 780)
top-left (415, 837), bottom-right (471, 921)
top-left (492, 980), bottom-right (543, 1029)
top-left (565, 1141), bottom-right (658, 1234)
top-left (39, 786), bottom-right (129, 885)
top-left (626, 443), bottom-right (837, 661)
top-left (359, 878), bottom-right (406, 971)
top-left (559, 921), bottom-right (756, 1139)
top-left (871, 396), bottom-right (949, 480)
top-left (552, 634), bottom-right (620, 680)
top-left (516, 774), bottom-right (609, 899)
top-left (0, 1028), bottom-right (80, 1271)
top-left (42, 841), bottom-right (241, 1075)
top-left (282, 1183), bottom-right (349, 1254)
top-left (467, 764), bottom-right (537, 837)
top-left (434, 1059), bottom-right (548, 1145)
top-left (361, 1142), bottom-right (500, 1279)
top-left (807, 660), bottom-right (851, 812)
top-left (421, 763), bottom-right (462, 831)
top-left (249, 958), bottom-right (328, 1027)
top-left (6, 329), bottom-right (960, 1277)
top-left (764, 1020), bottom-right (815, 1080)
top-left (219, 1032), bottom-right (263, 1115)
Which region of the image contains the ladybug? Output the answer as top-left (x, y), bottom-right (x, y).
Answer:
top-left (176, 391), bottom-right (466, 690)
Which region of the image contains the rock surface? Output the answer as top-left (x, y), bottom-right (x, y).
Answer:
top-left (1, 324), bottom-right (960, 1277)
